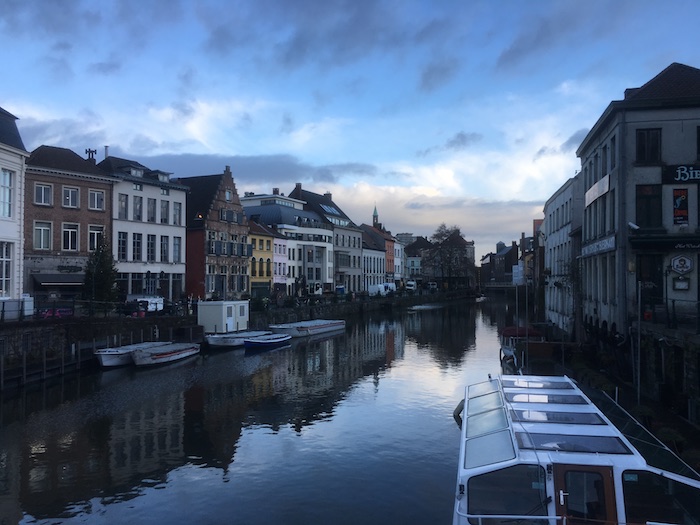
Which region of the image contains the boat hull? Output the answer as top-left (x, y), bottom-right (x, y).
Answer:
top-left (206, 330), bottom-right (272, 348)
top-left (132, 343), bottom-right (200, 367)
top-left (243, 333), bottom-right (292, 350)
top-left (94, 341), bottom-right (171, 367)
top-left (268, 319), bottom-right (345, 338)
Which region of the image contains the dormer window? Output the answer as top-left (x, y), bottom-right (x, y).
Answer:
top-left (131, 168), bottom-right (144, 178)
top-left (158, 173), bottom-right (169, 183)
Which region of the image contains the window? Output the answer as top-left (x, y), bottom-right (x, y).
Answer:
top-left (35, 183), bottom-right (52, 205)
top-left (133, 182), bottom-right (143, 191)
top-left (636, 128), bottom-right (661, 164)
top-left (89, 189), bottom-right (105, 210)
top-left (147, 234), bottom-right (156, 262)
top-left (118, 194), bottom-right (128, 219)
top-left (160, 235), bottom-right (169, 262)
top-left (147, 198), bottom-right (156, 222)
top-left (88, 225), bottom-right (104, 251)
top-left (160, 200), bottom-right (169, 224)
top-left (0, 242), bottom-right (11, 297)
top-left (63, 187), bottom-right (79, 208)
top-left (0, 169), bottom-right (12, 217)
top-left (610, 136), bottom-right (616, 169)
top-left (251, 257), bottom-right (257, 276)
top-left (173, 202), bottom-right (182, 226)
top-left (62, 223), bottom-right (79, 251)
top-left (34, 221), bottom-right (51, 250)
top-left (133, 233), bottom-right (142, 261)
top-left (133, 196), bottom-right (143, 221)
top-left (173, 236), bottom-right (181, 263)
top-left (225, 189), bottom-right (232, 201)
top-left (636, 185), bottom-right (662, 228)
top-left (161, 187), bottom-right (170, 195)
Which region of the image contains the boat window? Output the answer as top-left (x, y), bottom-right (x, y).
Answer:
top-left (510, 409), bottom-right (606, 425)
top-left (468, 464), bottom-right (548, 525)
top-left (503, 378), bottom-right (574, 390)
top-left (467, 407), bottom-right (508, 438)
top-left (465, 429), bottom-right (515, 468)
top-left (506, 393), bottom-right (587, 404)
top-left (623, 470), bottom-right (700, 525)
top-left (515, 433), bottom-right (632, 454)
top-left (467, 391), bottom-right (503, 416)
top-left (562, 470), bottom-right (608, 521)
top-left (468, 379), bottom-right (500, 398)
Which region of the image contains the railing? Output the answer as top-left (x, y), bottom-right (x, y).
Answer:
top-left (639, 293), bottom-right (700, 334)
top-left (453, 509), bottom-right (560, 524)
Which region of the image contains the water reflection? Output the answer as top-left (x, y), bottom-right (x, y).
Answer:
top-left (0, 298), bottom-right (513, 525)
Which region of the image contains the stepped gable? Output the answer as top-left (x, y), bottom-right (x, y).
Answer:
top-left (624, 62), bottom-right (700, 101)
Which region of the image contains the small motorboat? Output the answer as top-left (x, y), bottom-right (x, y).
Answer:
top-left (131, 342), bottom-right (200, 367)
top-left (243, 333), bottom-right (292, 350)
top-left (205, 330), bottom-right (272, 348)
top-left (94, 341), bottom-right (171, 367)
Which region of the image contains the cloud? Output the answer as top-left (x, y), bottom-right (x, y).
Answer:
top-left (417, 131), bottom-right (482, 157)
top-left (560, 128), bottom-right (589, 152)
top-left (420, 58), bottom-right (460, 92)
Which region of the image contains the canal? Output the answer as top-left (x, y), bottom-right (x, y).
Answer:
top-left (1, 297), bottom-right (512, 525)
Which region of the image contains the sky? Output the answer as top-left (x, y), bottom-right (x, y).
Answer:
top-left (2, 0), bottom-right (700, 262)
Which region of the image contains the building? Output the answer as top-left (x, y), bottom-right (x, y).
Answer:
top-left (360, 206), bottom-right (395, 285)
top-left (0, 107), bottom-right (28, 301)
top-left (25, 146), bottom-right (115, 300)
top-left (177, 167), bottom-right (250, 300)
top-left (248, 220), bottom-right (275, 298)
top-left (543, 175), bottom-right (583, 340)
top-left (242, 189), bottom-right (333, 298)
top-left (98, 155), bottom-right (188, 301)
top-left (361, 228), bottom-right (385, 292)
top-left (287, 183), bottom-right (363, 294)
top-left (404, 236), bottom-right (432, 284)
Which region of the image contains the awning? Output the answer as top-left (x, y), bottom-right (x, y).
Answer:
top-left (33, 273), bottom-right (85, 286)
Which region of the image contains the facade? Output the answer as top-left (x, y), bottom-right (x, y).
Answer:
top-left (0, 108), bottom-right (28, 300)
top-left (404, 236), bottom-right (432, 284)
top-left (287, 183), bottom-right (363, 293)
top-left (177, 167), bottom-right (250, 300)
top-left (249, 220), bottom-right (275, 298)
top-left (360, 207), bottom-right (395, 284)
top-left (543, 175), bottom-right (583, 340)
top-left (361, 229), bottom-right (385, 291)
top-left (98, 156), bottom-right (187, 301)
top-left (242, 189), bottom-right (333, 297)
top-left (25, 146), bottom-right (115, 300)
top-left (576, 62), bottom-right (700, 342)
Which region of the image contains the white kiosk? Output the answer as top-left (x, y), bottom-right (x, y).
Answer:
top-left (197, 300), bottom-right (250, 334)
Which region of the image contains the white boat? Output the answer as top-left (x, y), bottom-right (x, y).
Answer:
top-left (243, 333), bottom-right (292, 350)
top-left (206, 330), bottom-right (272, 348)
top-left (268, 319), bottom-right (345, 338)
top-left (94, 341), bottom-right (171, 367)
top-left (452, 374), bottom-right (700, 525)
top-left (131, 342), bottom-right (200, 367)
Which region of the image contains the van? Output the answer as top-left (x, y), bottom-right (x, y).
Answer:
top-left (405, 280), bottom-right (417, 292)
top-left (428, 282), bottom-right (438, 292)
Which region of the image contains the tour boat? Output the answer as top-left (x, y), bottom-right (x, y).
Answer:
top-left (243, 333), bottom-right (292, 350)
top-left (93, 341), bottom-right (171, 367)
top-left (131, 342), bottom-right (200, 367)
top-left (452, 374), bottom-right (700, 525)
top-left (268, 319), bottom-right (345, 338)
top-left (205, 330), bottom-right (272, 349)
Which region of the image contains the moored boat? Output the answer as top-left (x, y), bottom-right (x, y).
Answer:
top-left (243, 333), bottom-right (292, 350)
top-left (268, 319), bottom-right (345, 338)
top-left (205, 330), bottom-right (272, 349)
top-left (94, 341), bottom-right (171, 367)
top-left (131, 342), bottom-right (200, 367)
top-left (453, 374), bottom-right (700, 525)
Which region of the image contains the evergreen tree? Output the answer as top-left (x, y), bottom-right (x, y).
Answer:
top-left (84, 239), bottom-right (118, 306)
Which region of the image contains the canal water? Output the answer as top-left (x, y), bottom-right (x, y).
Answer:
top-left (1, 297), bottom-right (512, 525)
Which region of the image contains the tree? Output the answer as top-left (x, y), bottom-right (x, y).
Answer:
top-left (427, 224), bottom-right (475, 289)
top-left (84, 239), bottom-right (118, 307)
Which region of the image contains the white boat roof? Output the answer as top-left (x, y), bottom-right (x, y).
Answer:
top-left (460, 374), bottom-right (700, 484)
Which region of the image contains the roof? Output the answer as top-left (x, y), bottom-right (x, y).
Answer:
top-left (287, 183), bottom-right (359, 229)
top-left (359, 224), bottom-right (387, 251)
top-left (28, 145), bottom-right (109, 177)
top-left (244, 203), bottom-right (326, 230)
top-left (405, 236), bottom-right (432, 256)
top-left (0, 107), bottom-right (27, 152)
top-left (177, 174), bottom-right (224, 228)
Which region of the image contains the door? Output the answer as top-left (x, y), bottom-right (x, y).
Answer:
top-left (553, 464), bottom-right (617, 524)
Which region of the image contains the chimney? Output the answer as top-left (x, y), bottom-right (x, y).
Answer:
top-left (295, 182), bottom-right (302, 192)
top-left (104, 145), bottom-right (109, 159)
top-left (85, 148), bottom-right (97, 164)
top-left (273, 188), bottom-right (279, 195)
top-left (324, 191), bottom-right (332, 200)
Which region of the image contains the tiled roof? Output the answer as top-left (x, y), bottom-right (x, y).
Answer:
top-left (0, 107), bottom-right (27, 152)
top-left (624, 62), bottom-right (700, 101)
top-left (29, 145), bottom-right (108, 176)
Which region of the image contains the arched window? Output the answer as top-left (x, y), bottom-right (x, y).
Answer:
top-left (251, 257), bottom-right (257, 276)
top-left (266, 258), bottom-right (272, 276)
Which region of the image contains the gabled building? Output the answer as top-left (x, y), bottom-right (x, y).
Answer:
top-left (177, 166), bottom-right (250, 300)
top-left (0, 107), bottom-right (28, 300)
top-left (98, 155), bottom-right (188, 301)
top-left (248, 220), bottom-right (275, 298)
top-left (405, 236), bottom-right (432, 284)
top-left (360, 206), bottom-right (395, 285)
top-left (288, 183), bottom-right (363, 294)
top-left (361, 228), bottom-right (385, 291)
top-left (242, 189), bottom-right (332, 298)
top-left (25, 146), bottom-right (115, 299)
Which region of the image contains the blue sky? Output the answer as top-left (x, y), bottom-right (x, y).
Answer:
top-left (2, 0), bottom-right (699, 261)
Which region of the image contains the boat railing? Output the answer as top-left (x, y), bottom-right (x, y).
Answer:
top-left (454, 510), bottom-right (562, 524)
